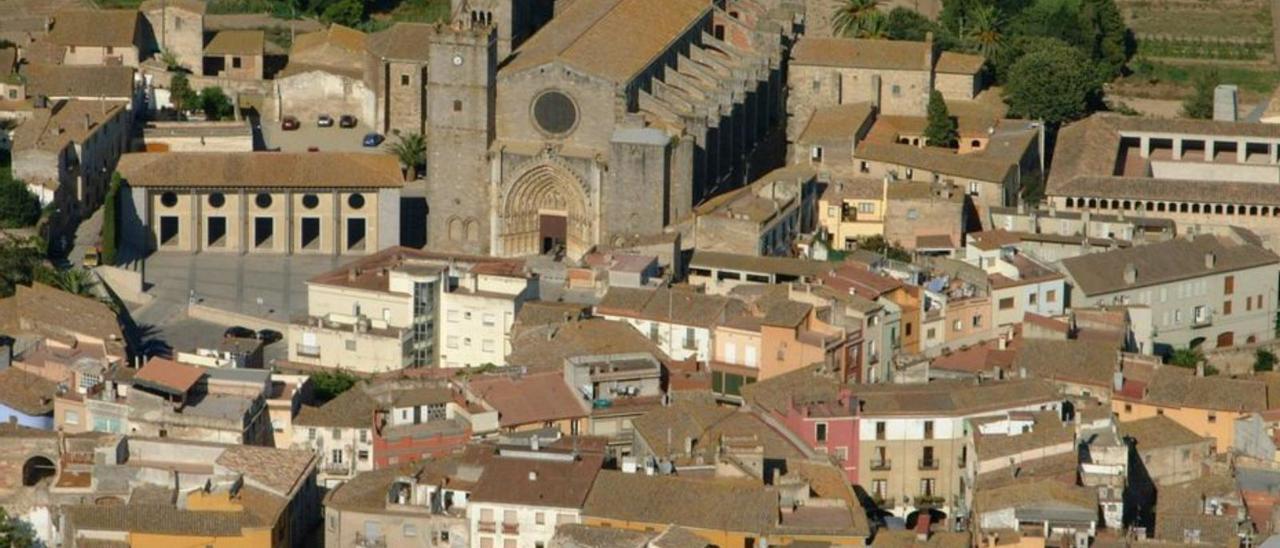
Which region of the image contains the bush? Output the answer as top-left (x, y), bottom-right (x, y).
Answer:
top-left (311, 370), bottom-right (360, 404)
top-left (101, 173), bottom-right (121, 266)
top-left (1256, 349), bottom-right (1277, 372)
top-left (198, 87), bottom-right (235, 121)
top-left (0, 179), bottom-right (40, 229)
top-left (1169, 347), bottom-right (1203, 368)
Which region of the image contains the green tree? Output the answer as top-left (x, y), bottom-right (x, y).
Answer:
top-left (1182, 69), bottom-right (1220, 119)
top-left (1003, 40), bottom-right (1101, 125)
top-left (0, 507), bottom-right (37, 548)
top-left (311, 370), bottom-right (360, 404)
top-left (856, 11), bottom-right (889, 39)
top-left (321, 0), bottom-right (365, 27)
top-left (856, 235), bottom-right (912, 262)
top-left (170, 73), bottom-right (199, 113)
top-left (385, 132), bottom-right (426, 180)
top-left (1169, 347), bottom-right (1203, 368)
top-left (0, 179), bottom-right (40, 229)
top-left (832, 0), bottom-right (882, 38)
top-left (198, 87), bottom-right (234, 121)
top-left (101, 173), bottom-right (120, 265)
top-left (1256, 349), bottom-right (1278, 372)
top-left (0, 236), bottom-right (46, 298)
top-left (925, 90), bottom-right (959, 148)
top-left (1078, 0), bottom-right (1130, 78)
top-left (885, 7), bottom-right (937, 41)
top-left (964, 4), bottom-right (1005, 58)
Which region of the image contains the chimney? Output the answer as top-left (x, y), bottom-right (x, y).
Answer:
top-left (1113, 371), bottom-right (1124, 392)
top-left (1123, 264), bottom-right (1137, 285)
top-left (1205, 252), bottom-right (1216, 269)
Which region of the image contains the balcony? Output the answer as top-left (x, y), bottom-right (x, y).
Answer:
top-left (295, 344), bottom-right (321, 358)
top-left (320, 461), bottom-right (351, 475)
top-left (477, 521), bottom-right (496, 533)
top-left (1191, 311), bottom-right (1213, 328)
top-left (502, 523), bottom-right (519, 535)
top-left (914, 495), bottom-right (946, 508)
top-left (870, 459), bottom-right (892, 471)
top-left (353, 533), bottom-right (387, 548)
top-left (919, 458), bottom-right (940, 471)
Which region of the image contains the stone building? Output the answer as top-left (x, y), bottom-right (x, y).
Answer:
top-left (425, 0), bottom-right (797, 259)
top-left (1047, 113), bottom-right (1280, 248)
top-left (883, 181), bottom-right (967, 252)
top-left (44, 9), bottom-right (148, 68)
top-left (116, 151), bottom-right (403, 256)
top-left (140, 0), bottom-right (205, 72)
top-left (202, 29), bottom-right (265, 80)
top-left (690, 165), bottom-right (819, 257)
top-left (452, 0), bottom-right (559, 60)
top-left (272, 25), bottom-right (376, 126)
top-left (365, 23), bottom-right (435, 136)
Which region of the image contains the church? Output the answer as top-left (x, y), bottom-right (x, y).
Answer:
top-left (426, 0), bottom-right (798, 259)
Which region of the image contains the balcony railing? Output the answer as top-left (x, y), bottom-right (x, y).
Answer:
top-left (870, 459), bottom-right (892, 471)
top-left (354, 533), bottom-right (387, 548)
top-left (919, 458), bottom-right (940, 471)
top-left (502, 523), bottom-right (519, 535)
top-left (295, 344), bottom-right (321, 357)
top-left (477, 521), bottom-right (496, 533)
top-left (320, 461), bottom-right (351, 475)
top-left (1192, 312), bottom-right (1212, 327)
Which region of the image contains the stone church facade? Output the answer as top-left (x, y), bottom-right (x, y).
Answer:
top-left (426, 0), bottom-right (798, 259)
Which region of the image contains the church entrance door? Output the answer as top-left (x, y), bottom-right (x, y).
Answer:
top-left (539, 212), bottom-right (567, 254)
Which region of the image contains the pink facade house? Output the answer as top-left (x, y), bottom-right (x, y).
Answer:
top-left (771, 388), bottom-right (860, 483)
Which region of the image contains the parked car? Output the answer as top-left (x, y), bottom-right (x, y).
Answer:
top-left (281, 116), bottom-right (300, 131)
top-left (317, 114), bottom-right (334, 127)
top-left (362, 133), bottom-right (384, 147)
top-left (339, 115), bottom-right (357, 128)
top-left (82, 246), bottom-right (101, 268)
top-left (224, 326), bottom-right (256, 339)
top-left (257, 329), bottom-right (283, 345)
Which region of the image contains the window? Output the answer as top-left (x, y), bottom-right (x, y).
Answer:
top-left (401, 74), bottom-right (410, 86)
top-left (482, 313), bottom-right (496, 326)
top-left (815, 422), bottom-right (828, 443)
top-left (503, 510), bottom-right (517, 524)
top-left (346, 340), bottom-right (357, 351)
top-left (453, 100), bottom-right (463, 112)
top-left (834, 446), bottom-right (848, 461)
top-left (482, 339), bottom-right (495, 352)
top-left (106, 46), bottom-right (114, 55)
top-left (232, 56), bottom-right (242, 68)
top-left (811, 146), bottom-right (823, 161)
top-left (536, 512), bottom-right (545, 525)
top-left (859, 202), bottom-right (875, 214)
top-left (359, 429), bottom-right (368, 443)
top-left (872, 479), bottom-right (887, 498)
top-left (448, 310), bottom-right (460, 322)
top-left (1124, 403), bottom-right (1132, 413)
top-left (891, 84), bottom-right (902, 96)
top-left (1208, 413), bottom-right (1217, 424)
top-left (972, 315), bottom-right (982, 328)
top-left (969, 182), bottom-right (980, 195)
top-left (1223, 300), bottom-right (1232, 315)
top-left (309, 428), bottom-right (316, 440)
top-left (998, 297), bottom-right (1014, 310)
top-left (1029, 292), bottom-right (1038, 305)
top-left (906, 208), bottom-right (919, 220)
top-left (920, 478), bottom-right (936, 496)
top-left (684, 327), bottom-right (697, 349)
top-left (953, 320), bottom-right (962, 332)
top-left (65, 410), bottom-right (80, 425)
top-left (447, 336), bottom-right (459, 349)
top-left (358, 450), bottom-right (369, 461)
top-left (332, 428), bottom-right (341, 438)
top-left (1224, 275), bottom-right (1235, 295)
top-left (927, 327), bottom-right (936, 339)
top-left (428, 404), bottom-right (446, 420)
top-left (649, 322), bottom-right (659, 341)
top-left (1047, 290), bottom-right (1057, 303)
top-left (331, 449), bottom-right (344, 464)
top-left (876, 421), bottom-right (886, 440)
top-left (924, 420), bottom-right (934, 440)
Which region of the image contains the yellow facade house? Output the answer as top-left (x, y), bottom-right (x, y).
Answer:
top-left (1113, 365), bottom-right (1269, 453)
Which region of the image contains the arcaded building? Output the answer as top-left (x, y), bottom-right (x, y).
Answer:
top-left (425, 0), bottom-right (797, 259)
top-left (117, 152), bottom-right (403, 256)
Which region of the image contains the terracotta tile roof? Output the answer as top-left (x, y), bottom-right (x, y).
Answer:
top-left (507, 318), bottom-right (666, 370)
top-left (466, 371), bottom-right (589, 427)
top-left (974, 412), bottom-right (1073, 461)
top-left (367, 22), bottom-right (433, 61)
top-left (294, 385), bottom-right (377, 428)
top-left (853, 379), bottom-right (1061, 416)
top-left (873, 530), bottom-right (972, 547)
top-left (792, 37), bottom-right (931, 70)
top-left (292, 23), bottom-right (366, 56)
top-left (689, 250), bottom-right (835, 279)
top-left (117, 152), bottom-right (405, 189)
top-left (48, 9), bottom-right (139, 47)
top-left (741, 364), bottom-right (843, 413)
top-left (216, 444), bottom-right (317, 496)
top-left (21, 64), bottom-right (134, 99)
top-left (1133, 367), bottom-right (1268, 412)
top-left (1119, 415), bottom-right (1210, 451)
top-left (552, 523), bottom-right (656, 547)
top-left (632, 400), bottom-right (806, 461)
top-left (306, 246), bottom-right (518, 294)
top-left (1013, 338), bottom-right (1119, 389)
top-left (973, 479), bottom-right (1098, 514)
top-left (934, 51), bottom-right (984, 74)
top-left (975, 451), bottom-right (1079, 490)
top-left (11, 100), bottom-right (126, 153)
top-left (0, 283), bottom-right (124, 355)
top-left (822, 262), bottom-right (903, 299)
top-left (502, 0), bottom-right (710, 84)
top-left (968, 229), bottom-right (1024, 251)
top-left (134, 357), bottom-right (205, 395)
top-left (204, 30), bottom-right (264, 56)
top-left (857, 141), bottom-right (1015, 182)
top-left (797, 102), bottom-right (874, 144)
top-left (1061, 234), bottom-right (1279, 297)
top-left (820, 177), bottom-right (884, 202)
top-left (64, 504), bottom-right (246, 536)
top-left (583, 470), bottom-right (778, 532)
top-left (0, 367), bottom-right (57, 415)
top-left (389, 386), bottom-right (453, 408)
top-left (470, 452), bottom-right (603, 508)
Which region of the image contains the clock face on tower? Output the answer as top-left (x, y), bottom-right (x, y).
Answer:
top-left (452, 55), bottom-right (464, 66)
top-left (532, 90), bottom-right (578, 137)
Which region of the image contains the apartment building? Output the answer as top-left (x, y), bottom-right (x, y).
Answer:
top-left (290, 247), bottom-right (534, 372)
top-left (816, 176), bottom-right (889, 249)
top-left (963, 231), bottom-right (1067, 327)
top-left (1061, 233), bottom-right (1280, 352)
top-left (743, 365), bottom-right (860, 482)
top-left (851, 379), bottom-right (1063, 518)
top-left (1114, 365), bottom-right (1269, 453)
top-left (467, 445), bottom-right (604, 548)
top-left (596, 287), bottom-right (734, 362)
top-left (690, 165), bottom-right (818, 257)
top-left (45, 9), bottom-right (146, 67)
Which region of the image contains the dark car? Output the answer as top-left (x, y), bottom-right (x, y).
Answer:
top-left (362, 133), bottom-right (384, 147)
top-left (317, 114), bottom-right (335, 127)
top-left (257, 329), bottom-right (283, 345)
top-left (280, 116), bottom-right (300, 131)
top-left (339, 114), bottom-right (358, 128)
top-left (224, 326), bottom-right (256, 339)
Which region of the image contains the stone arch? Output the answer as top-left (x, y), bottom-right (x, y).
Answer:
top-left (499, 163), bottom-right (591, 257)
top-left (23, 455), bottom-right (56, 487)
top-left (448, 217), bottom-right (463, 242)
top-left (463, 218), bottom-right (479, 242)
top-left (1065, 197), bottom-right (1075, 208)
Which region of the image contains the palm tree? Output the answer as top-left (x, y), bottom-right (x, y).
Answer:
top-left (964, 4), bottom-right (1004, 59)
top-left (40, 267), bottom-right (97, 297)
top-left (856, 11), bottom-right (889, 39)
top-left (832, 0), bottom-right (882, 38)
top-left (385, 132), bottom-right (426, 181)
